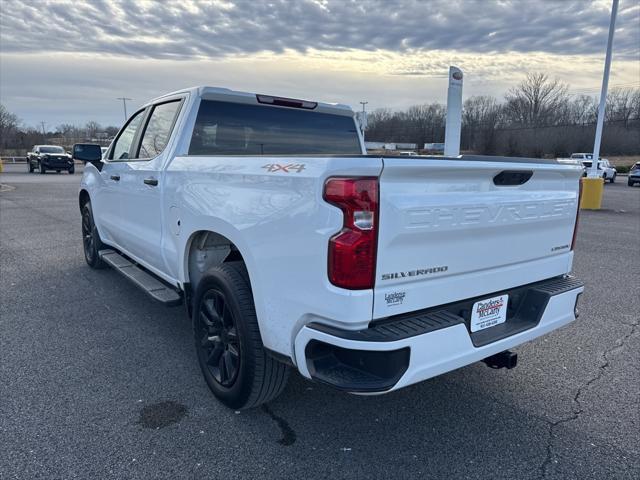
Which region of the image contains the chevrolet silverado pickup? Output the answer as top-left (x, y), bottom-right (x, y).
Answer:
top-left (74, 86), bottom-right (584, 409)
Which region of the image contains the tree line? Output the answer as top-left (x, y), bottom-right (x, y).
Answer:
top-left (0, 107), bottom-right (119, 155)
top-left (2, 73), bottom-right (639, 158)
top-left (366, 73), bottom-right (640, 157)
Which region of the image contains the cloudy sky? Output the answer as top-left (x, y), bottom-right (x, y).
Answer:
top-left (1, 0), bottom-right (638, 128)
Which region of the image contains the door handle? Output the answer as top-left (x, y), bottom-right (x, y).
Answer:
top-left (143, 177), bottom-right (158, 186)
top-left (110, 175), bottom-right (120, 181)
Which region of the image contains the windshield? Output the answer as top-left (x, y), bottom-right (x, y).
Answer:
top-left (40, 146), bottom-right (65, 154)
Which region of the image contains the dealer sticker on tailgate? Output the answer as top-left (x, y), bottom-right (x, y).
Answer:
top-left (470, 294), bottom-right (509, 332)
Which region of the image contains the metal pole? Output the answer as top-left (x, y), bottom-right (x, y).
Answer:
top-left (589, 0), bottom-right (618, 178)
top-left (359, 101), bottom-right (368, 142)
top-left (116, 97), bottom-right (132, 122)
top-left (444, 66), bottom-right (463, 157)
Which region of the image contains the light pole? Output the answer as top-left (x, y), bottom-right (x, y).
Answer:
top-left (116, 97), bottom-right (132, 122)
top-left (582, 0), bottom-right (618, 209)
top-left (359, 101), bottom-right (368, 142)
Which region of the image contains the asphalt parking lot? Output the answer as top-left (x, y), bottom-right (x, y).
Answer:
top-left (1, 163), bottom-right (638, 480)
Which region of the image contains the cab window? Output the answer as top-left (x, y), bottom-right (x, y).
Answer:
top-left (110, 109), bottom-right (145, 160)
top-left (137, 100), bottom-right (182, 159)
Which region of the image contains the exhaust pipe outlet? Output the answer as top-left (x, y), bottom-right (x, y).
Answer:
top-left (483, 350), bottom-right (518, 370)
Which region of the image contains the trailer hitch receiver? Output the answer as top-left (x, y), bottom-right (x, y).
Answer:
top-left (483, 350), bottom-right (518, 369)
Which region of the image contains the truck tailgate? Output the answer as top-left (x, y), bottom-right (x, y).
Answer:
top-left (373, 157), bottom-right (582, 318)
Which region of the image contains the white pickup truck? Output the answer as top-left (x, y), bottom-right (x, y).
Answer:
top-left (570, 153), bottom-right (617, 182)
top-left (75, 86), bottom-right (584, 409)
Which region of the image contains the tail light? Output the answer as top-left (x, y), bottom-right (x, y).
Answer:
top-left (571, 179), bottom-right (583, 250)
top-left (324, 177), bottom-right (379, 289)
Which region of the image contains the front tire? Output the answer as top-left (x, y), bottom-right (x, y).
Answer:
top-left (28, 162), bottom-right (34, 173)
top-left (68, 166), bottom-right (75, 174)
top-left (39, 163), bottom-right (46, 174)
top-left (193, 262), bottom-right (289, 409)
top-left (629, 179), bottom-right (635, 187)
top-left (81, 201), bottom-right (106, 269)
top-left (609, 173), bottom-right (616, 183)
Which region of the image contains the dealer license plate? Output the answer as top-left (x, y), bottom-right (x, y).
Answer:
top-left (470, 294), bottom-right (509, 332)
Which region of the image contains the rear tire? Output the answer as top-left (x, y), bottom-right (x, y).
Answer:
top-left (609, 173), bottom-right (615, 183)
top-left (193, 262), bottom-right (289, 409)
top-left (81, 201), bottom-right (106, 269)
top-left (28, 162), bottom-right (34, 173)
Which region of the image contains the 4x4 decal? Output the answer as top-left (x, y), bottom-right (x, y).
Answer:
top-left (261, 163), bottom-right (306, 173)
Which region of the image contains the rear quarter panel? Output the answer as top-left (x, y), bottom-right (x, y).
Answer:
top-left (164, 155), bottom-right (382, 360)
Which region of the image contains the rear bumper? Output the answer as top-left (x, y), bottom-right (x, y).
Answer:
top-left (294, 276), bottom-right (583, 393)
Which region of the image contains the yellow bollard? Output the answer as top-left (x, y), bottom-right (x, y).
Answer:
top-left (580, 177), bottom-right (604, 210)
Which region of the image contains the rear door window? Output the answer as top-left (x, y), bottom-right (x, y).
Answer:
top-left (189, 100), bottom-right (361, 156)
top-left (137, 100), bottom-right (182, 159)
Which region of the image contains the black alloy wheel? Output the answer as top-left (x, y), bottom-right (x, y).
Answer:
top-left (192, 262), bottom-right (289, 409)
top-left (81, 202), bottom-right (106, 269)
top-left (197, 289), bottom-right (241, 387)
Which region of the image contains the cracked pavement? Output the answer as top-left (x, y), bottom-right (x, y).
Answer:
top-left (1, 164), bottom-right (639, 479)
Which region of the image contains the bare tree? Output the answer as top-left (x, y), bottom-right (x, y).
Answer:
top-left (568, 95), bottom-right (598, 125)
top-left (85, 120), bottom-right (102, 139)
top-left (504, 73), bottom-right (570, 127)
top-left (463, 96), bottom-right (502, 154)
top-left (0, 104), bottom-right (20, 150)
top-left (606, 87), bottom-right (636, 127)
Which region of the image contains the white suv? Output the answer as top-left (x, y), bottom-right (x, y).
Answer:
top-left (570, 153), bottom-right (617, 183)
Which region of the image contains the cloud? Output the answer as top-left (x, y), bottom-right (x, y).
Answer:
top-left (1, 0), bottom-right (638, 127)
top-left (1, 0), bottom-right (638, 61)
top-left (2, 47), bottom-right (637, 128)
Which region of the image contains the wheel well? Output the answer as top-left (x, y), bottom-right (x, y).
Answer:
top-left (186, 231), bottom-right (246, 291)
top-left (79, 190), bottom-right (90, 212)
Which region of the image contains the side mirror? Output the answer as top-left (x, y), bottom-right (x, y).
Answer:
top-left (72, 143), bottom-right (103, 170)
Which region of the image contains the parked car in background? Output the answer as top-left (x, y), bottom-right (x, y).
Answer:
top-left (27, 145), bottom-right (74, 174)
top-left (628, 162), bottom-right (640, 187)
top-left (570, 153), bottom-right (616, 183)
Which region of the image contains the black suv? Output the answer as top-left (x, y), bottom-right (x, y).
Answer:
top-left (27, 145), bottom-right (74, 174)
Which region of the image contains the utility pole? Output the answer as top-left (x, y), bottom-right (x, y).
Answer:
top-left (582, 0), bottom-right (618, 209)
top-left (40, 121), bottom-right (46, 140)
top-left (116, 97), bottom-right (132, 122)
top-left (359, 101), bottom-right (368, 142)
